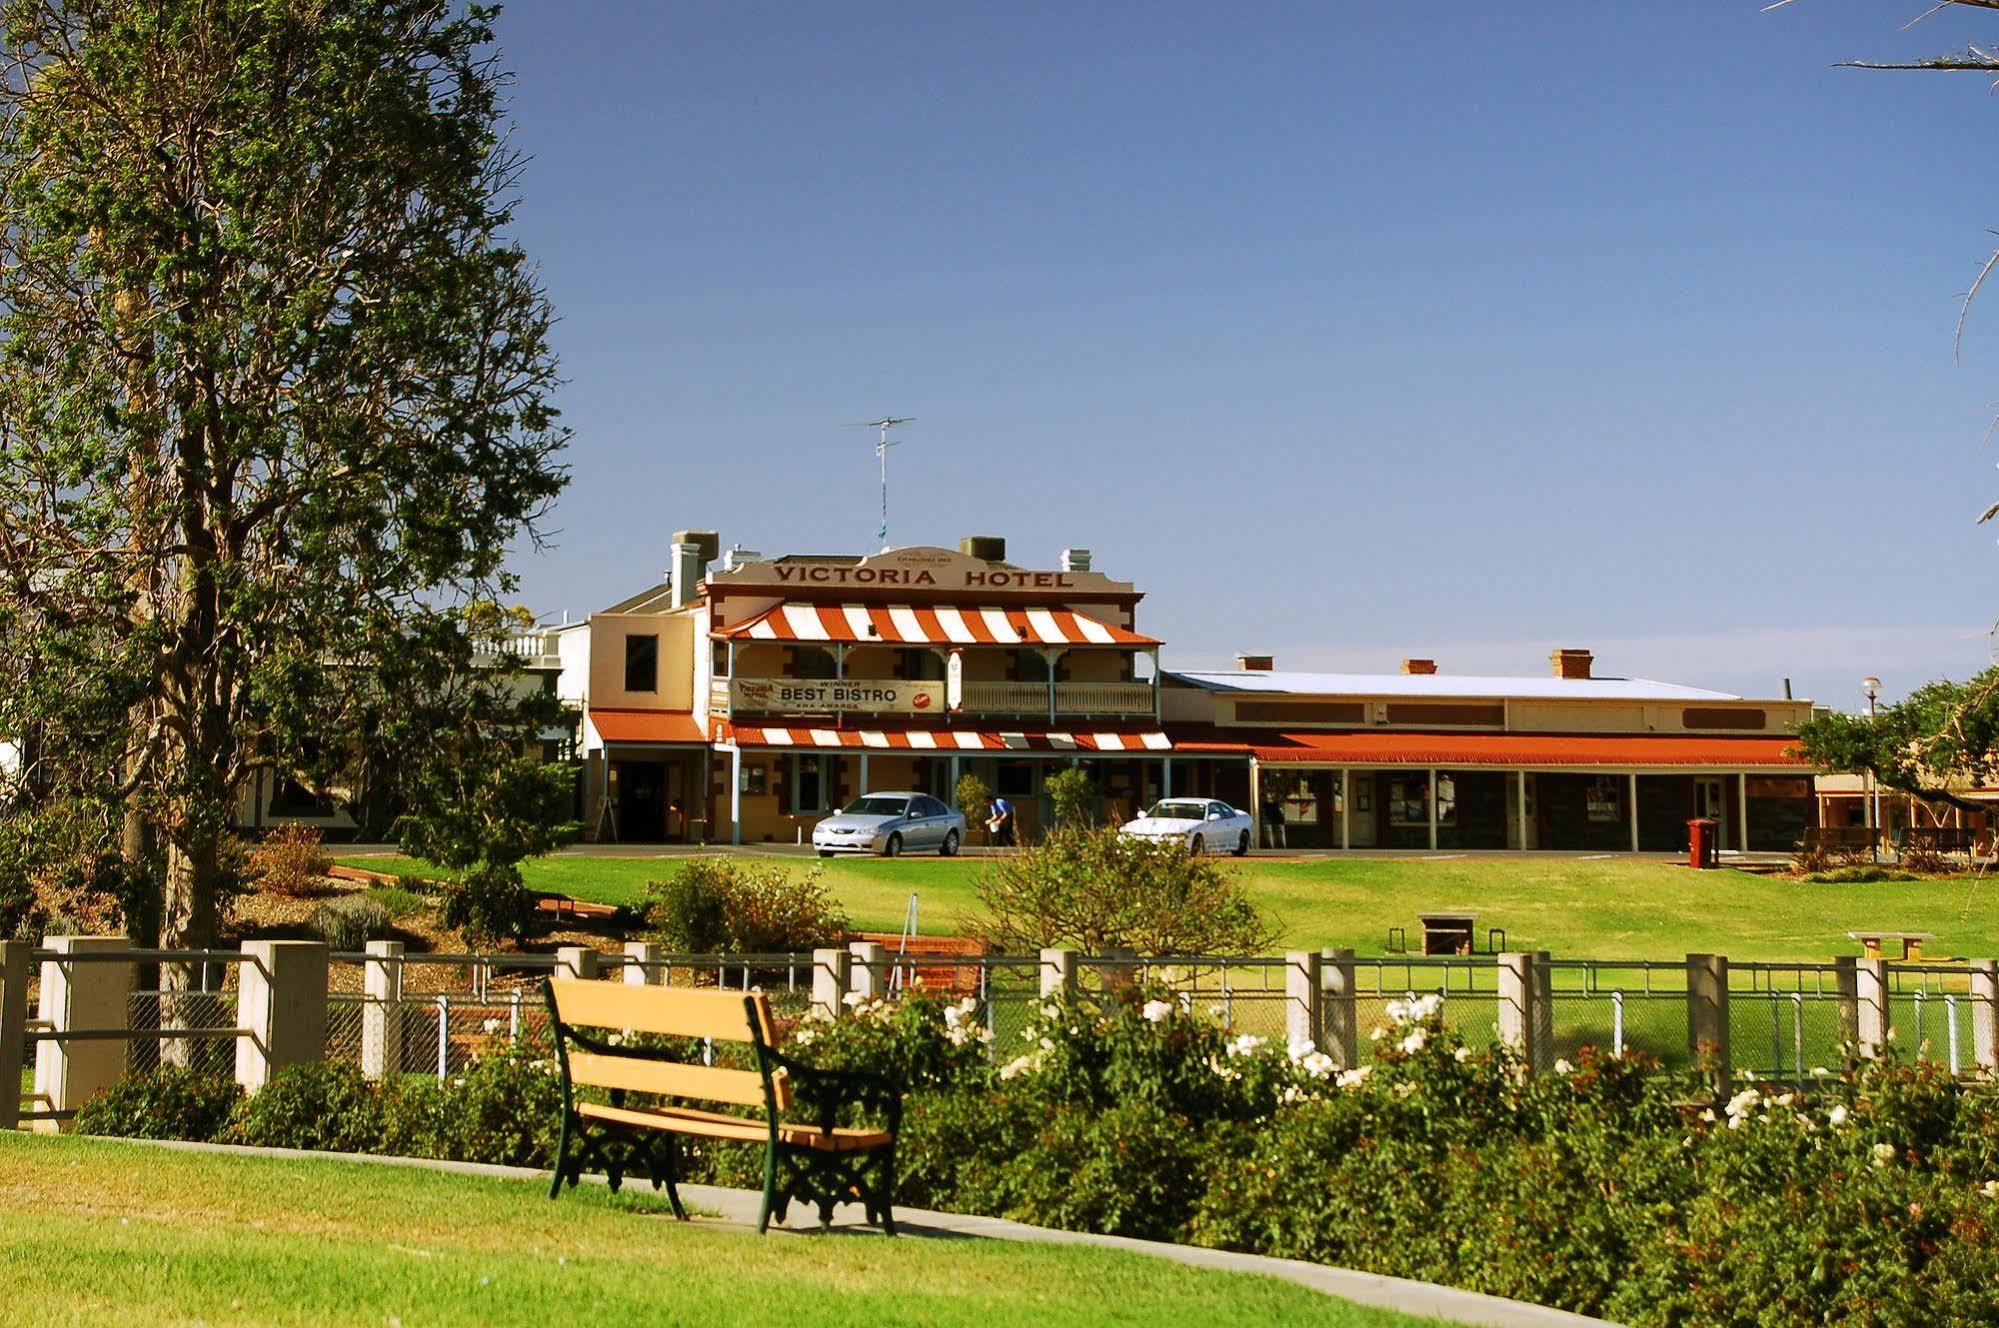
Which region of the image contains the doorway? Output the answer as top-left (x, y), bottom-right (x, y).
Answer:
top-left (612, 759), bottom-right (668, 842)
top-left (1694, 777), bottom-right (1728, 850)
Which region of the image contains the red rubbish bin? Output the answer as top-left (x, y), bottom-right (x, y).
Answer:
top-left (1687, 817), bottom-right (1718, 870)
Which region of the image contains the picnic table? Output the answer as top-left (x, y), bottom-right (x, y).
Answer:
top-left (1847, 929), bottom-right (1934, 961)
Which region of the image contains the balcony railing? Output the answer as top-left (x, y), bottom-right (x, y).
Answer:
top-left (712, 677), bottom-right (1156, 718)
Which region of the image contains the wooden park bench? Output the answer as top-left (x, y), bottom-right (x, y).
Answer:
top-left (543, 980), bottom-right (901, 1234)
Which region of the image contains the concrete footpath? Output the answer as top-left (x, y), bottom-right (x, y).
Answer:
top-left (109, 1137), bottom-right (1618, 1328)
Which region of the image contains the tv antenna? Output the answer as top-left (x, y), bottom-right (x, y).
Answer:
top-left (847, 416), bottom-right (915, 550)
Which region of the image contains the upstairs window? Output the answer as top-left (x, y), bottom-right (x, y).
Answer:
top-left (624, 634), bottom-right (659, 692)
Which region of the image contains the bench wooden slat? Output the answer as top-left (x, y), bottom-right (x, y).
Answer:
top-left (548, 980), bottom-right (775, 1043)
top-left (578, 1100), bottom-right (890, 1153)
top-left (567, 1050), bottom-right (790, 1110)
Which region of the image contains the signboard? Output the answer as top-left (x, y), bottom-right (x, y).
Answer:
top-left (729, 678), bottom-right (944, 715)
top-left (946, 650), bottom-right (964, 712)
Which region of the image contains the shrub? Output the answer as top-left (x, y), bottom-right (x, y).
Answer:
top-left (227, 1061), bottom-right (386, 1153)
top-left (247, 824), bottom-right (331, 897)
top-left (365, 883), bottom-right (431, 919)
top-left (74, 1067), bottom-right (242, 1142)
top-left (955, 772), bottom-right (994, 838)
top-left (437, 861), bottom-right (536, 949)
top-left (969, 827), bottom-right (1280, 955)
top-left (439, 1045), bottom-right (565, 1166)
top-left (305, 894), bottom-right (394, 950)
top-left (643, 858), bottom-right (847, 954)
top-left (1045, 767), bottom-right (1100, 829)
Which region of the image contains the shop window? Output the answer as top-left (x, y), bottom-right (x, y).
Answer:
top-left (1435, 775), bottom-right (1457, 827)
top-left (996, 760), bottom-right (1035, 797)
top-left (1012, 651), bottom-right (1050, 683)
top-left (901, 649), bottom-right (945, 681)
top-left (1387, 776), bottom-right (1429, 828)
top-left (787, 755), bottom-right (830, 814)
top-left (624, 634), bottom-right (659, 692)
top-left (1585, 777), bottom-right (1622, 823)
top-left (792, 646), bottom-right (837, 680)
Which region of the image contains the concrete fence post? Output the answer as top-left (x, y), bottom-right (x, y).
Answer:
top-left (360, 940), bottom-right (404, 1081)
top-left (554, 946), bottom-right (601, 982)
top-left (1971, 961), bottom-right (1999, 1076)
top-left (1834, 956), bottom-right (1860, 1048)
top-left (1686, 953), bottom-right (1731, 1092)
top-left (1855, 957), bottom-right (1892, 1060)
top-left (848, 941), bottom-right (887, 1003)
top-left (811, 947), bottom-right (852, 1019)
top-left (236, 940), bottom-right (328, 1094)
top-left (1320, 948), bottom-right (1357, 1069)
top-left (0, 940), bottom-right (28, 1131)
top-left (623, 941), bottom-right (664, 986)
top-left (33, 936), bottom-right (133, 1131)
top-left (1285, 949), bottom-right (1323, 1053)
top-left (1497, 952), bottom-right (1551, 1074)
top-left (1530, 950), bottom-right (1554, 1071)
top-left (1039, 948), bottom-right (1079, 1002)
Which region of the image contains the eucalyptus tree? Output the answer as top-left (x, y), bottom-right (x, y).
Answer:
top-left (0, 1), bottom-right (569, 959)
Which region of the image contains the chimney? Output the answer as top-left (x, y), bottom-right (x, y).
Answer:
top-left (669, 528), bottom-right (719, 610)
top-left (961, 535), bottom-right (1006, 562)
top-left (1550, 648), bottom-right (1593, 680)
top-left (1060, 547), bottom-right (1092, 573)
top-left (1237, 654), bottom-right (1274, 672)
top-left (1401, 658), bottom-right (1437, 675)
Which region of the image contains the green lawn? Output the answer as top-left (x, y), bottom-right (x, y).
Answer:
top-left (0, 1135), bottom-right (1422, 1328)
top-left (344, 852), bottom-right (1999, 962)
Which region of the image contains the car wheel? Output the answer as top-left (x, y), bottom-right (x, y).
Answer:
top-left (882, 833), bottom-right (902, 858)
top-left (940, 830), bottom-right (960, 857)
top-left (1234, 831), bottom-right (1250, 857)
top-left (1189, 833), bottom-right (1204, 856)
top-left (817, 850), bottom-right (833, 859)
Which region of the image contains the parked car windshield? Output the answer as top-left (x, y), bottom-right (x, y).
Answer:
top-left (842, 796), bottom-right (909, 816)
top-left (1146, 800), bottom-right (1209, 821)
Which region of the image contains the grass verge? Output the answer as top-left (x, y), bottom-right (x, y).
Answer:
top-left (0, 1134), bottom-right (1423, 1327)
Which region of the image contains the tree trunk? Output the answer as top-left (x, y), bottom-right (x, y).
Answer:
top-left (158, 831), bottom-right (222, 1069)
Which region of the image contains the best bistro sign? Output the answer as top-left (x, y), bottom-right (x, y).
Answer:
top-left (730, 678), bottom-right (945, 715)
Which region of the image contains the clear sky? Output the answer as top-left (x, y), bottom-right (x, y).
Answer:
top-left (491, 1), bottom-right (1999, 710)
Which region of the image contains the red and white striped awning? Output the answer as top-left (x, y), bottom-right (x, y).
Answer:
top-left (721, 724), bottom-right (1173, 753)
top-left (714, 603), bottom-right (1157, 648)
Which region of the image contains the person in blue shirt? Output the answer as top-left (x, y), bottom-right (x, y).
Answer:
top-left (987, 795), bottom-right (1017, 847)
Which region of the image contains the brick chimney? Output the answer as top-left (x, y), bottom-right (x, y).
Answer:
top-left (1401, 658), bottom-right (1437, 675)
top-left (1236, 654), bottom-right (1274, 672)
top-left (1550, 648), bottom-right (1594, 680)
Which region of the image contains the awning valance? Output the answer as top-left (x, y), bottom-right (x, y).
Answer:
top-left (714, 603), bottom-right (1157, 648)
top-left (722, 724), bottom-right (1172, 754)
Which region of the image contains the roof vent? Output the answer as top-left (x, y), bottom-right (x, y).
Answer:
top-left (1237, 654), bottom-right (1274, 672)
top-left (961, 535), bottom-right (1006, 562)
top-left (1551, 648), bottom-right (1594, 680)
top-left (1401, 658), bottom-right (1437, 675)
top-left (1061, 547), bottom-right (1092, 573)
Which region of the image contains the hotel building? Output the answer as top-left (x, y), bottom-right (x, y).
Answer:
top-left (554, 532), bottom-right (1820, 852)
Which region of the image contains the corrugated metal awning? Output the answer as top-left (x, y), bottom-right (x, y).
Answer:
top-left (1242, 731), bottom-right (1810, 768)
top-left (721, 724), bottom-right (1173, 753)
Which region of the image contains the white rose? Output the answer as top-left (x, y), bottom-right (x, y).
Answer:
top-left (1143, 999), bottom-right (1173, 1022)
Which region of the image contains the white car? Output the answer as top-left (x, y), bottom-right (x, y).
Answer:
top-left (1119, 798), bottom-right (1254, 856)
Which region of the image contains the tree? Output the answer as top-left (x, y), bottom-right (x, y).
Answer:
top-left (969, 828), bottom-right (1281, 956)
top-left (0, 2), bottom-right (567, 972)
top-left (1794, 670), bottom-right (1999, 813)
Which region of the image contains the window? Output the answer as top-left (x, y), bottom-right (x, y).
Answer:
top-left (901, 649), bottom-right (945, 681)
top-left (1585, 777), bottom-right (1622, 823)
top-left (624, 634), bottom-right (659, 692)
top-left (793, 646), bottom-right (838, 680)
top-left (1012, 651), bottom-right (1050, 683)
top-left (995, 760), bottom-right (1035, 797)
top-left (1387, 777), bottom-right (1429, 827)
top-left (787, 754), bottom-right (830, 814)
top-left (1683, 707), bottom-right (1766, 731)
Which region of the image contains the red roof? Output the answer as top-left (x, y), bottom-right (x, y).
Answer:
top-left (714, 602), bottom-right (1157, 648)
top-left (1239, 731), bottom-right (1810, 768)
top-left (722, 723), bottom-right (1172, 754)
top-left (588, 709), bottom-right (707, 745)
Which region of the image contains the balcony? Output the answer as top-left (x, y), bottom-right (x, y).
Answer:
top-left (712, 677), bottom-right (1156, 719)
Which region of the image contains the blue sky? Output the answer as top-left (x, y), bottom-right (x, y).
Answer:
top-left (494, 2), bottom-right (1999, 709)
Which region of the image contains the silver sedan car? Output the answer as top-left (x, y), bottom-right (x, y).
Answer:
top-left (813, 792), bottom-right (966, 858)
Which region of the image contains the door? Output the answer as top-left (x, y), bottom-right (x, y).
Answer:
top-left (613, 760), bottom-right (668, 842)
top-left (1694, 777), bottom-right (1727, 850)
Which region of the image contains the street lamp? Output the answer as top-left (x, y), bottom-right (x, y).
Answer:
top-left (1862, 676), bottom-right (1883, 861)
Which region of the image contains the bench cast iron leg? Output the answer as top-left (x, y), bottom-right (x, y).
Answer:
top-left (547, 1112), bottom-right (573, 1200)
